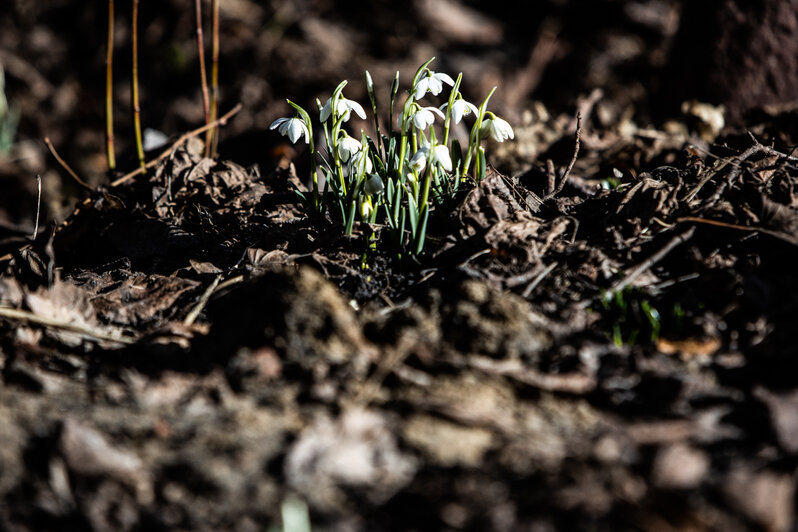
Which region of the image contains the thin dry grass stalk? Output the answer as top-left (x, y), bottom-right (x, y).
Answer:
top-left (105, 0), bottom-right (116, 171)
top-left (131, 0), bottom-right (145, 169)
top-left (206, 0), bottom-right (220, 157)
top-left (194, 0), bottom-right (210, 139)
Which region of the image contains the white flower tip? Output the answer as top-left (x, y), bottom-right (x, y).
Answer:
top-left (351, 101), bottom-right (367, 120)
top-left (438, 72), bottom-right (455, 86)
top-left (361, 201), bottom-right (372, 218)
top-left (364, 174), bottom-right (385, 195)
top-left (433, 145), bottom-right (452, 172)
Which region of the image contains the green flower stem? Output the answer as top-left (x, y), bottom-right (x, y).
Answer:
top-left (442, 73), bottom-right (463, 147)
top-left (328, 81), bottom-right (349, 194)
top-left (364, 70), bottom-right (383, 159)
top-left (419, 129), bottom-right (438, 211)
top-left (411, 57), bottom-right (436, 88)
top-left (462, 86), bottom-right (496, 180)
top-left (397, 132), bottom-right (407, 180)
top-left (389, 71), bottom-right (400, 138)
top-left (419, 166), bottom-right (432, 215)
top-left (287, 100), bottom-right (319, 211)
top-left (414, 165), bottom-right (431, 255)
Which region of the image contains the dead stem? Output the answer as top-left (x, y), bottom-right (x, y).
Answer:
top-left (543, 111), bottom-right (582, 201)
top-left (521, 261), bottom-right (558, 298)
top-left (206, 0), bottom-right (220, 157)
top-left (0, 306), bottom-right (135, 345)
top-left (183, 274), bottom-right (222, 326)
top-left (32, 174), bottom-right (41, 240)
top-left (604, 226), bottom-right (696, 301)
top-left (131, 0), bottom-right (145, 169)
top-left (43, 137), bottom-right (92, 190)
top-left (194, 0), bottom-right (210, 140)
top-left (677, 216), bottom-right (798, 247)
top-left (105, 0), bottom-right (116, 171)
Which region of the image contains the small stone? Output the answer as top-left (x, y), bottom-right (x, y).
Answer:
top-left (651, 443), bottom-right (708, 489)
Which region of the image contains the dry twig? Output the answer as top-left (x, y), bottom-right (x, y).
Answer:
top-left (110, 103), bottom-right (242, 187)
top-left (604, 226), bottom-right (696, 300)
top-left (32, 174), bottom-right (41, 240)
top-left (0, 306), bottom-right (135, 345)
top-left (43, 137), bottom-right (92, 190)
top-left (184, 274), bottom-right (222, 326)
top-left (543, 112), bottom-right (582, 201)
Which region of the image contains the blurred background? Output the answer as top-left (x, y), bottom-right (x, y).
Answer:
top-left (2, 0), bottom-right (797, 232)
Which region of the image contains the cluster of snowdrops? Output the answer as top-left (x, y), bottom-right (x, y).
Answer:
top-left (269, 58), bottom-right (513, 256)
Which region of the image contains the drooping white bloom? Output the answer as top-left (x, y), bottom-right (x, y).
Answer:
top-left (411, 106), bottom-right (445, 130)
top-left (320, 95), bottom-right (367, 123)
top-left (269, 117), bottom-right (310, 144)
top-left (413, 70), bottom-right (455, 100)
top-left (409, 143), bottom-right (451, 173)
top-left (349, 149), bottom-right (373, 176)
top-left (480, 115), bottom-right (514, 142)
top-left (337, 135), bottom-right (362, 162)
top-left (408, 149), bottom-right (427, 173)
top-left (440, 98), bottom-right (478, 124)
top-left (361, 200), bottom-right (373, 218)
top-left (430, 144), bottom-right (453, 172)
top-left (364, 174), bottom-right (385, 195)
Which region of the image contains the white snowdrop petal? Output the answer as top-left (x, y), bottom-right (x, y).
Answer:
top-left (279, 118), bottom-right (308, 144)
top-left (337, 136), bottom-right (362, 162)
top-left (427, 76), bottom-right (443, 95)
top-left (450, 102), bottom-right (465, 124)
top-left (412, 109), bottom-right (432, 129)
top-left (364, 174), bottom-right (385, 195)
top-left (409, 150), bottom-right (427, 173)
top-left (433, 145), bottom-right (452, 172)
top-left (489, 116), bottom-right (514, 142)
top-left (413, 79), bottom-right (429, 100)
top-left (436, 72), bottom-right (455, 86)
top-left (320, 98), bottom-right (333, 122)
top-left (269, 117), bottom-right (289, 130)
top-left (361, 201), bottom-right (372, 218)
top-left (348, 100), bottom-right (367, 120)
top-left (428, 106), bottom-right (445, 119)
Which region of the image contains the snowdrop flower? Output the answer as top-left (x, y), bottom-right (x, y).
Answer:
top-left (480, 114), bottom-right (514, 142)
top-left (411, 106), bottom-right (445, 130)
top-left (410, 143), bottom-right (452, 173)
top-left (349, 149), bottom-right (373, 175)
top-left (430, 144), bottom-right (453, 172)
top-left (364, 174), bottom-right (385, 195)
top-left (337, 134), bottom-right (362, 162)
top-left (320, 95), bottom-right (367, 123)
top-left (361, 200), bottom-right (373, 218)
top-left (269, 117), bottom-right (309, 144)
top-left (413, 70), bottom-right (455, 100)
top-left (440, 98), bottom-right (478, 124)
top-left (408, 149), bottom-right (427, 173)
